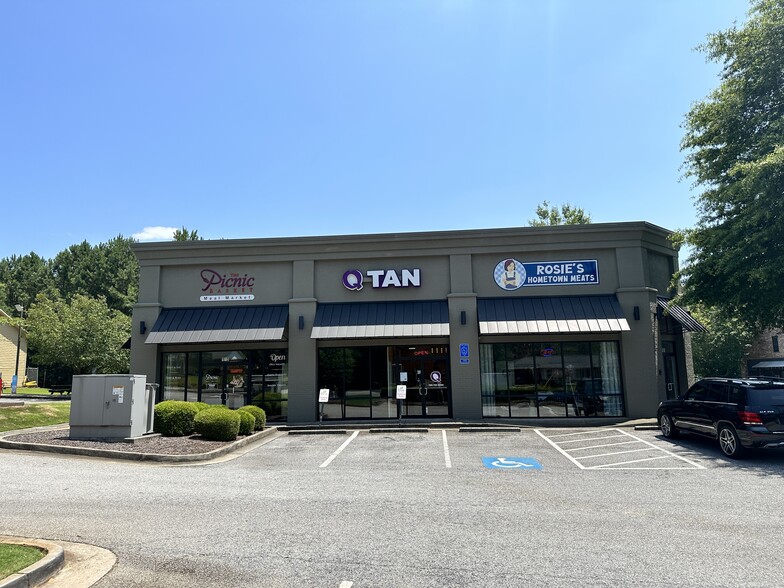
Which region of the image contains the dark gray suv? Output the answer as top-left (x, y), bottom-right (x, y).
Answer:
top-left (657, 378), bottom-right (784, 458)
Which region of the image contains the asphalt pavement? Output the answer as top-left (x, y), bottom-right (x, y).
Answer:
top-left (2, 426), bottom-right (784, 587)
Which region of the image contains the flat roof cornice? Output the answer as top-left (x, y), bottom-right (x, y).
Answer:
top-left (132, 222), bottom-right (675, 265)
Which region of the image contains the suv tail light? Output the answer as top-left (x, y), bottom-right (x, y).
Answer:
top-left (738, 411), bottom-right (763, 425)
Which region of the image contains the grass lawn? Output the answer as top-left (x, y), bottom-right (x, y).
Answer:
top-left (0, 403), bottom-right (70, 433)
top-left (0, 543), bottom-right (45, 579)
top-left (2, 387), bottom-right (65, 396)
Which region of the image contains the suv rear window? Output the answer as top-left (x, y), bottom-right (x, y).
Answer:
top-left (746, 388), bottom-right (784, 405)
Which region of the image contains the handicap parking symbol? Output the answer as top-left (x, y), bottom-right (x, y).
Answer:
top-left (482, 457), bottom-right (542, 470)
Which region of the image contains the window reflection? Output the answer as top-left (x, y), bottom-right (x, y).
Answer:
top-left (480, 341), bottom-right (624, 418)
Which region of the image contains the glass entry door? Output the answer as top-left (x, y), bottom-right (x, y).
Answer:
top-left (395, 346), bottom-right (450, 418)
top-left (662, 341), bottom-right (680, 400)
top-left (223, 362), bottom-right (248, 408)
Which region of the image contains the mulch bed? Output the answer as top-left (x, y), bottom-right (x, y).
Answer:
top-left (4, 429), bottom-right (236, 455)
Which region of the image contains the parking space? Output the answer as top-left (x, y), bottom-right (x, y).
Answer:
top-left (247, 427), bottom-right (710, 472)
top-left (234, 425), bottom-right (784, 477)
top-left (535, 427), bottom-right (705, 469)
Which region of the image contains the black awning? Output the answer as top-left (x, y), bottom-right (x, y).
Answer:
top-left (656, 297), bottom-right (707, 333)
top-left (478, 295), bottom-right (630, 334)
top-left (751, 360), bottom-right (784, 369)
top-left (145, 305), bottom-right (288, 344)
top-left (311, 301), bottom-right (450, 339)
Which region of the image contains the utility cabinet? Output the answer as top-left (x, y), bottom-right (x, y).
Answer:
top-left (70, 374), bottom-right (155, 439)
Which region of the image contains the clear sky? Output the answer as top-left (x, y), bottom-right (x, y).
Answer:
top-left (0, 0), bottom-right (751, 261)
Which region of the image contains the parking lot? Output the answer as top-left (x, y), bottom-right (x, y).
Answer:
top-left (242, 425), bottom-right (782, 473)
top-left (3, 426), bottom-right (784, 587)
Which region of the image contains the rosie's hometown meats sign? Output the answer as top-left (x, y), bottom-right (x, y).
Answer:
top-left (494, 259), bottom-right (599, 290)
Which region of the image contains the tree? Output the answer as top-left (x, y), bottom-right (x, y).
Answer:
top-left (26, 294), bottom-right (130, 374)
top-left (678, 0), bottom-right (784, 329)
top-left (173, 226), bottom-right (202, 241)
top-left (51, 235), bottom-right (139, 314)
top-left (528, 201), bottom-right (592, 226)
top-left (688, 304), bottom-right (756, 377)
top-left (0, 253), bottom-right (57, 313)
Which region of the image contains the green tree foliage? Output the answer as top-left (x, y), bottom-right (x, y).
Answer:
top-left (51, 235), bottom-right (139, 314)
top-left (26, 294), bottom-right (130, 374)
top-left (679, 0), bottom-right (784, 329)
top-left (689, 305), bottom-right (756, 378)
top-left (528, 200), bottom-right (592, 226)
top-left (0, 253), bottom-right (57, 312)
top-left (173, 226), bottom-right (202, 241)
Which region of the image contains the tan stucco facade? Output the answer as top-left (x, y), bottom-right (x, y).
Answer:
top-left (130, 223), bottom-right (695, 422)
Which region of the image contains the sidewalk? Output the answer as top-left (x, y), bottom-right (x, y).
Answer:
top-left (0, 536), bottom-right (115, 588)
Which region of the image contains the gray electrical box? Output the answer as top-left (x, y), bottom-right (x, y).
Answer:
top-left (70, 374), bottom-right (155, 439)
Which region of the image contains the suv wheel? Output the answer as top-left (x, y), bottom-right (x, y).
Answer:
top-left (718, 425), bottom-right (745, 459)
top-left (659, 413), bottom-right (679, 439)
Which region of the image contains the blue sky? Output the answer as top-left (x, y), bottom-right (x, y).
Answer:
top-left (0, 1), bottom-right (750, 261)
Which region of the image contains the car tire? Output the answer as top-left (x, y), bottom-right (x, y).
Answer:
top-left (659, 413), bottom-right (679, 439)
top-left (718, 425), bottom-right (745, 459)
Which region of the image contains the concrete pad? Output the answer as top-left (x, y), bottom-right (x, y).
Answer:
top-left (36, 540), bottom-right (116, 587)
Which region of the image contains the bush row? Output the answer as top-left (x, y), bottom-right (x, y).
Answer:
top-left (153, 400), bottom-right (266, 441)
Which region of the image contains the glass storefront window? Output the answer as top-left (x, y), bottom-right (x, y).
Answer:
top-left (534, 343), bottom-right (566, 417)
top-left (480, 340), bottom-right (624, 418)
top-left (592, 341), bottom-right (624, 416)
top-left (159, 348), bottom-right (288, 420)
top-left (318, 346), bottom-right (448, 420)
top-left (162, 353), bottom-right (186, 401)
top-left (563, 342), bottom-right (591, 417)
top-left (187, 352), bottom-right (199, 401)
top-left (251, 349), bottom-right (289, 421)
top-left (200, 351), bottom-right (227, 406)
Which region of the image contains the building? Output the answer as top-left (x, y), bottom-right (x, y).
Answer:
top-left (745, 328), bottom-right (784, 379)
top-left (0, 308), bottom-right (27, 389)
top-left (129, 223), bottom-right (701, 422)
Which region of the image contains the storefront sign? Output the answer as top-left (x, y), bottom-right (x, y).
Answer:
top-left (494, 258), bottom-right (598, 290)
top-left (269, 353), bottom-right (287, 365)
top-left (200, 268), bottom-right (256, 301)
top-left (343, 268), bottom-right (421, 291)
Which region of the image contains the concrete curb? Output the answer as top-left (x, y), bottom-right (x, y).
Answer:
top-left (369, 427), bottom-right (430, 433)
top-left (460, 427), bottom-right (522, 433)
top-left (288, 429), bottom-right (348, 435)
top-left (0, 427), bottom-right (279, 463)
top-left (0, 536), bottom-right (64, 588)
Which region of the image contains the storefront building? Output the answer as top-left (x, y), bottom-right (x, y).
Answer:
top-left (129, 223), bottom-right (700, 423)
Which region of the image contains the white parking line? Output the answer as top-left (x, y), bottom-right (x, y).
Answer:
top-left (535, 428), bottom-right (705, 470)
top-left (442, 430), bottom-right (452, 468)
top-left (569, 440), bottom-right (639, 451)
top-left (319, 431), bottom-right (360, 468)
top-left (339, 582), bottom-right (354, 588)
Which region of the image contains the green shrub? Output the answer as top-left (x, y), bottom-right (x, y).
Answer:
top-left (194, 407), bottom-right (241, 441)
top-left (251, 392), bottom-right (283, 417)
top-left (238, 405), bottom-right (266, 430)
top-left (153, 400), bottom-right (200, 437)
top-left (237, 410), bottom-right (255, 436)
top-left (192, 402), bottom-right (211, 412)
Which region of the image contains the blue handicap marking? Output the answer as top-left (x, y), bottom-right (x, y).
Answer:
top-left (483, 457), bottom-right (542, 470)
